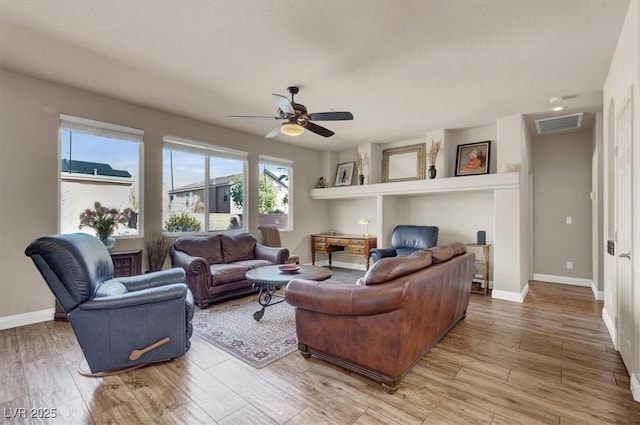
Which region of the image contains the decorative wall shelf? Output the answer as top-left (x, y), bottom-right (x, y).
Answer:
top-left (309, 172), bottom-right (519, 200)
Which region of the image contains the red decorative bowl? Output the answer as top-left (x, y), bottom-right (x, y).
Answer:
top-left (278, 264), bottom-right (301, 274)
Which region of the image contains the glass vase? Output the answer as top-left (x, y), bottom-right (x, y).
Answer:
top-left (428, 165), bottom-right (437, 179)
top-left (99, 234), bottom-right (116, 252)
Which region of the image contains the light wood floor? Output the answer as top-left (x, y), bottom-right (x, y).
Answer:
top-left (2, 281), bottom-right (639, 424)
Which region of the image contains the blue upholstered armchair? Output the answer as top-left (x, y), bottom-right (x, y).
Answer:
top-left (25, 233), bottom-right (194, 375)
top-left (369, 225), bottom-right (439, 263)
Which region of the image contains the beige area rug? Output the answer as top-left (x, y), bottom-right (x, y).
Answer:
top-left (191, 267), bottom-right (364, 369)
top-left (192, 292), bottom-right (297, 369)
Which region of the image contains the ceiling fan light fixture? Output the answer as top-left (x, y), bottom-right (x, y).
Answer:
top-left (281, 122), bottom-right (304, 136)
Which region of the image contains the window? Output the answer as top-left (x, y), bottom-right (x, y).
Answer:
top-left (258, 155), bottom-right (292, 230)
top-left (59, 114), bottom-right (142, 237)
top-left (163, 137), bottom-right (247, 233)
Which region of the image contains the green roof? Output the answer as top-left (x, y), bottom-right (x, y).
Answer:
top-left (61, 159), bottom-right (132, 178)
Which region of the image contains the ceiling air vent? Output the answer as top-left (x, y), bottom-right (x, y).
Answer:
top-left (535, 113), bottom-right (583, 134)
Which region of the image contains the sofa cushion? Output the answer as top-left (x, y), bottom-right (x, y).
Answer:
top-left (221, 233), bottom-right (256, 263)
top-left (173, 234), bottom-right (224, 265)
top-left (210, 264), bottom-right (249, 286)
top-left (362, 250), bottom-right (433, 285)
top-left (233, 259), bottom-right (272, 270)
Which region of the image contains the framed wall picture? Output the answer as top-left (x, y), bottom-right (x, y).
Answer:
top-left (455, 141), bottom-right (491, 176)
top-left (335, 162), bottom-right (355, 186)
top-left (382, 143), bottom-right (426, 182)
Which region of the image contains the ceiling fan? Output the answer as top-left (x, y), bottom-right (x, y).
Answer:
top-left (229, 86), bottom-right (353, 138)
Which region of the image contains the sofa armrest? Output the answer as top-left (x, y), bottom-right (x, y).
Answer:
top-left (170, 248), bottom-right (209, 276)
top-left (79, 283), bottom-right (188, 310)
top-left (254, 244), bottom-right (289, 264)
top-left (169, 247), bottom-right (212, 307)
top-left (370, 248), bottom-right (397, 263)
top-left (120, 268), bottom-right (186, 292)
top-left (285, 279), bottom-right (404, 316)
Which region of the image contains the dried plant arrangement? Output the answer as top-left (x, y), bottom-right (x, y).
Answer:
top-left (427, 139), bottom-right (442, 166)
top-left (356, 152), bottom-right (366, 175)
top-left (146, 233), bottom-right (171, 272)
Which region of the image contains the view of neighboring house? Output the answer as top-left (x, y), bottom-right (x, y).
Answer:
top-left (167, 175), bottom-right (236, 215)
top-left (165, 169), bottom-right (289, 231)
top-left (60, 159), bottom-right (137, 236)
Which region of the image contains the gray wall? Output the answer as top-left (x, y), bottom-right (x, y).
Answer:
top-left (0, 70), bottom-right (329, 319)
top-left (532, 130), bottom-right (593, 279)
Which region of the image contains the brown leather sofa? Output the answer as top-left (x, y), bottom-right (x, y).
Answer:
top-left (170, 232), bottom-right (289, 308)
top-left (285, 243), bottom-right (474, 393)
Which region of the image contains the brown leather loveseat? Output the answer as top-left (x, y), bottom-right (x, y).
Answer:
top-left (285, 243), bottom-right (474, 393)
top-left (170, 232), bottom-right (289, 308)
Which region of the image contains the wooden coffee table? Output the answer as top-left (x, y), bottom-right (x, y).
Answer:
top-left (245, 265), bottom-right (332, 321)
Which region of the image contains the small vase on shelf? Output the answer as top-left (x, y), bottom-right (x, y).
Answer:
top-left (428, 165), bottom-right (437, 179)
top-left (359, 174), bottom-right (365, 185)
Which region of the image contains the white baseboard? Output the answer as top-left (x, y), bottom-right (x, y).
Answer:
top-left (492, 283), bottom-right (529, 303)
top-left (602, 307), bottom-right (616, 348)
top-left (308, 260), bottom-right (367, 271)
top-left (591, 282), bottom-right (604, 300)
top-left (533, 273), bottom-right (593, 287)
top-left (631, 373), bottom-right (640, 402)
top-left (0, 308), bottom-right (54, 330)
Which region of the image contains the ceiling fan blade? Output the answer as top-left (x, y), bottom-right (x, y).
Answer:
top-left (229, 115), bottom-right (281, 119)
top-left (308, 111), bottom-right (354, 121)
top-left (304, 121), bottom-right (335, 138)
top-left (272, 94), bottom-right (295, 115)
top-left (265, 126), bottom-right (281, 138)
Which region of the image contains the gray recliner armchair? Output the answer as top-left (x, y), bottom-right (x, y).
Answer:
top-left (25, 233), bottom-right (194, 375)
top-left (370, 225), bottom-right (439, 263)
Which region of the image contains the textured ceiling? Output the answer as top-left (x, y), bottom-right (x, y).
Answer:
top-left (0, 0), bottom-right (629, 151)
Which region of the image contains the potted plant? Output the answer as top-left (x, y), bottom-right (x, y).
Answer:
top-left (145, 233), bottom-right (171, 272)
top-left (78, 202), bottom-right (129, 251)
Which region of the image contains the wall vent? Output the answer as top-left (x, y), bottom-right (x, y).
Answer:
top-left (535, 113), bottom-right (583, 134)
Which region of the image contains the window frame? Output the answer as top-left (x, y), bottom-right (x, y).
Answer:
top-left (58, 114), bottom-right (144, 239)
top-left (162, 136), bottom-right (248, 235)
top-left (258, 154), bottom-right (293, 231)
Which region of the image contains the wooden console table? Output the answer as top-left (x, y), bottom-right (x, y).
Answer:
top-left (54, 249), bottom-right (143, 321)
top-left (311, 234), bottom-right (377, 270)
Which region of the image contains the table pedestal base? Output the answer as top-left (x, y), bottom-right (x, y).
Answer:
top-left (252, 282), bottom-right (285, 321)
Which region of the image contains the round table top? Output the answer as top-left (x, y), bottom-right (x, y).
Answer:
top-left (245, 265), bottom-right (332, 285)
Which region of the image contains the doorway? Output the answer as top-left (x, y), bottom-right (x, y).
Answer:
top-left (615, 89), bottom-right (634, 371)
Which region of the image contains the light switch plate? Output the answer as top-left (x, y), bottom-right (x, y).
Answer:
top-left (566, 216), bottom-right (572, 224)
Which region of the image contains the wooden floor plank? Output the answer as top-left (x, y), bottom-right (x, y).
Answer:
top-left (4, 280), bottom-right (639, 424)
top-left (218, 404), bottom-right (278, 425)
top-left (154, 401), bottom-right (218, 425)
top-left (157, 357), bottom-right (247, 422)
top-left (23, 355), bottom-right (82, 409)
top-left (120, 365), bottom-right (191, 419)
top-left (206, 359), bottom-right (307, 424)
top-left (15, 322), bottom-right (56, 364)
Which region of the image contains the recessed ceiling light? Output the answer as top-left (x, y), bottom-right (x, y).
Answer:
top-left (548, 96), bottom-right (566, 112)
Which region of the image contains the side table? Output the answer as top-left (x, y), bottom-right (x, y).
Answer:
top-left (466, 244), bottom-right (491, 295)
top-left (54, 249), bottom-right (143, 321)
